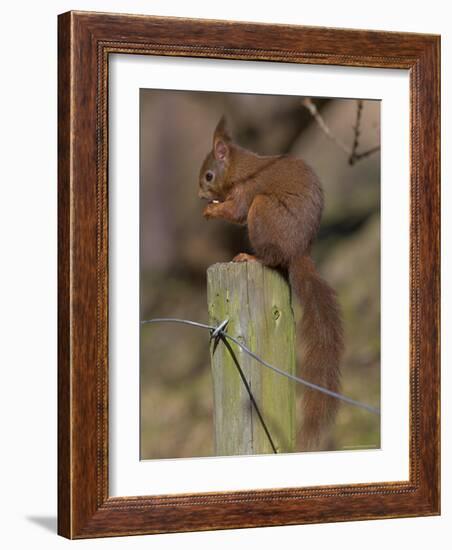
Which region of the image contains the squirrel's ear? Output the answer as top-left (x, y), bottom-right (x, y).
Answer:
top-left (214, 138), bottom-right (229, 161)
top-left (213, 116), bottom-right (231, 161)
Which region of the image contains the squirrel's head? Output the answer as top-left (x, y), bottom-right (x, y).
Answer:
top-left (198, 116), bottom-right (233, 203)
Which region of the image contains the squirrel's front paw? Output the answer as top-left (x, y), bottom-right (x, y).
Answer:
top-left (203, 203), bottom-right (218, 219)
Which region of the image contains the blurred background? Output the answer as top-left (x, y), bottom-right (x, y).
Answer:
top-left (140, 89), bottom-right (380, 459)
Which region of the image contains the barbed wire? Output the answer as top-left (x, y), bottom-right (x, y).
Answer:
top-left (219, 334), bottom-right (278, 453)
top-left (142, 317), bottom-right (279, 452)
top-left (142, 317), bottom-right (380, 416)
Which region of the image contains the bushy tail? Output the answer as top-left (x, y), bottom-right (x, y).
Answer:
top-left (288, 255), bottom-right (344, 450)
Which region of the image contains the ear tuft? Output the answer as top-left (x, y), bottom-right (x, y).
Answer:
top-left (213, 116), bottom-right (231, 143)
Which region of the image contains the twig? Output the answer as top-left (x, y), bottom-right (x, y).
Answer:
top-left (301, 98), bottom-right (351, 157)
top-left (301, 98), bottom-right (380, 165)
top-left (351, 145), bottom-right (381, 164)
top-left (350, 99), bottom-right (363, 161)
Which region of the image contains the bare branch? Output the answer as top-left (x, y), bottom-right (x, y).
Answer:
top-left (350, 99), bottom-right (363, 161)
top-left (351, 145), bottom-right (381, 164)
top-left (301, 98), bottom-right (352, 157)
top-left (301, 98), bottom-right (380, 165)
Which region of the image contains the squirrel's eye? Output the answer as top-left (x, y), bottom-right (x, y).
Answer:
top-left (205, 171), bottom-right (214, 183)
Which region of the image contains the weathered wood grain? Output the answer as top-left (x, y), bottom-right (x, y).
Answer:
top-left (58, 10), bottom-right (440, 539)
top-left (207, 262), bottom-right (296, 456)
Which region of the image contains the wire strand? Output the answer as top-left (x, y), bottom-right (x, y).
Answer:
top-left (142, 317), bottom-right (380, 416)
top-left (219, 335), bottom-right (278, 453)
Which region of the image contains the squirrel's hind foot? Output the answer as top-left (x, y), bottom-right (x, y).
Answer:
top-left (232, 253), bottom-right (259, 263)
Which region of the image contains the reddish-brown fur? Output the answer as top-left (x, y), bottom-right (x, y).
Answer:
top-left (199, 117), bottom-right (344, 449)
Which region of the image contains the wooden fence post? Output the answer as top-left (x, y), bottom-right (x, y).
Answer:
top-left (207, 261), bottom-right (296, 456)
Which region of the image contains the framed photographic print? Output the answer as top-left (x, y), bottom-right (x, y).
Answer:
top-left (58, 11), bottom-right (440, 538)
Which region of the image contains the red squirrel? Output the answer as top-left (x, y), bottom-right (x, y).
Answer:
top-left (198, 116), bottom-right (344, 450)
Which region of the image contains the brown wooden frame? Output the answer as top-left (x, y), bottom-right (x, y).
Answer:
top-left (58, 10), bottom-right (440, 539)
